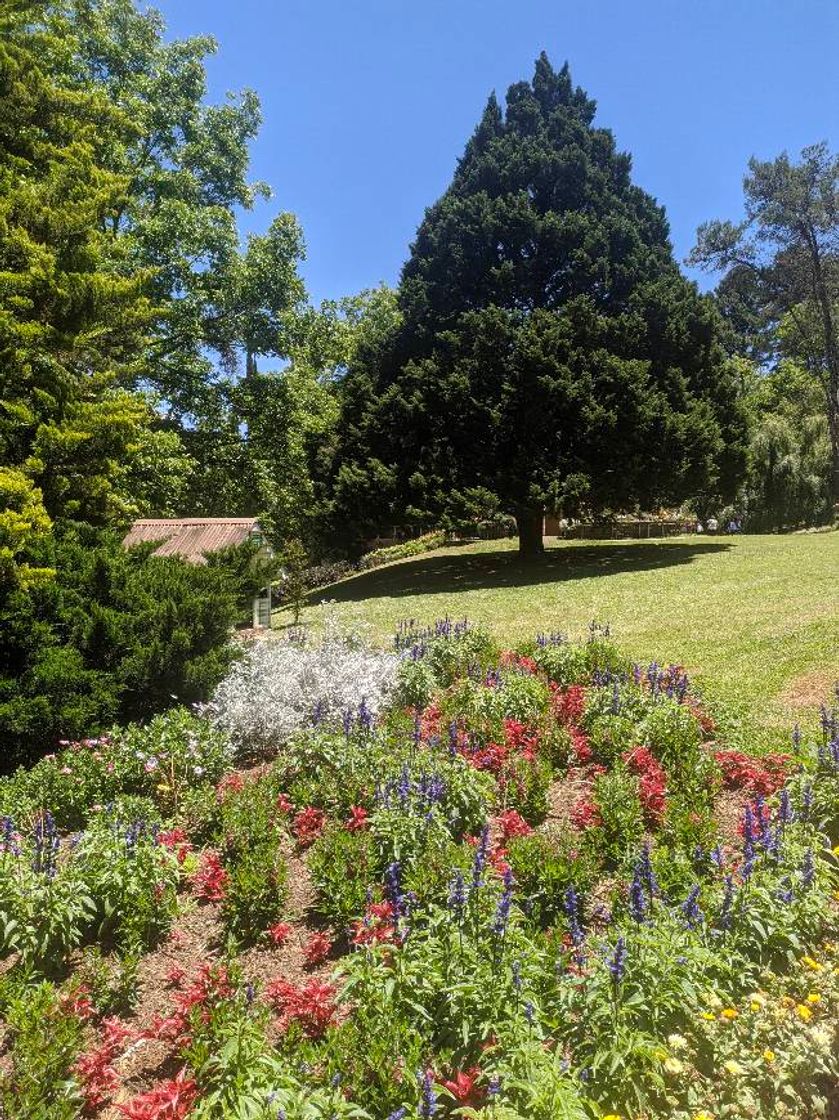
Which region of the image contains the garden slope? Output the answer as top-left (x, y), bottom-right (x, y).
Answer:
top-left (293, 532), bottom-right (839, 738)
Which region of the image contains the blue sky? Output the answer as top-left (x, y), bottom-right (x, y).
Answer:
top-left (156, 0), bottom-right (839, 306)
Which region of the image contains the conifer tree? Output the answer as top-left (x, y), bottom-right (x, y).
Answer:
top-left (333, 56), bottom-right (746, 555)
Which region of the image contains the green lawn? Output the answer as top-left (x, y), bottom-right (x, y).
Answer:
top-left (280, 532), bottom-right (839, 741)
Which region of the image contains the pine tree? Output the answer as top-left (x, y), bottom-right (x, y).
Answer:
top-left (333, 55), bottom-right (746, 555)
top-left (0, 0), bottom-right (165, 552)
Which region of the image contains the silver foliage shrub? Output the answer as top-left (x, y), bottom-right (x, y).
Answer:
top-left (205, 611), bottom-right (399, 756)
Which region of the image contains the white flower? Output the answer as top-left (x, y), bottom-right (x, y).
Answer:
top-left (206, 610), bottom-right (399, 757)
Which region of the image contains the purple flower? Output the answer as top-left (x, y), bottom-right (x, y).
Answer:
top-left (491, 868), bottom-right (514, 937)
top-left (608, 937), bottom-right (627, 984)
top-left (563, 884), bottom-right (584, 946)
top-left (448, 871), bottom-right (466, 919)
top-left (629, 867), bottom-right (647, 924)
top-left (470, 824), bottom-right (490, 894)
top-left (680, 884), bottom-right (703, 930)
top-left (638, 842), bottom-right (659, 898)
top-left (418, 1069), bottom-right (437, 1118)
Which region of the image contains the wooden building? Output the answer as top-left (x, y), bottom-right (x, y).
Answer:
top-left (122, 517), bottom-right (273, 628)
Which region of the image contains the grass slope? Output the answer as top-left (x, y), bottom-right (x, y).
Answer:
top-left (284, 532), bottom-right (839, 740)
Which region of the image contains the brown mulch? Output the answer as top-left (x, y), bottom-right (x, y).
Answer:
top-left (539, 768), bottom-right (592, 835)
top-left (100, 901), bottom-right (223, 1117)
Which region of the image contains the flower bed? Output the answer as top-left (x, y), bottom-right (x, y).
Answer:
top-left (0, 620), bottom-right (837, 1120)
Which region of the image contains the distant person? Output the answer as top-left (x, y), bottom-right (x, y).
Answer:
top-left (706, 516), bottom-right (718, 534)
top-left (696, 522), bottom-right (704, 533)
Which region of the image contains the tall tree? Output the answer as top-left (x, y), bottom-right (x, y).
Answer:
top-left (690, 143), bottom-right (839, 509)
top-left (0, 0), bottom-right (171, 557)
top-left (332, 56), bottom-right (746, 556)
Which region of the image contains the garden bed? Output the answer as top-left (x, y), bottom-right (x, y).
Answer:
top-left (0, 620), bottom-right (837, 1120)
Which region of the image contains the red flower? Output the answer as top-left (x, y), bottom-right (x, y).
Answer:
top-left (442, 1067), bottom-right (484, 1106)
top-left (275, 792), bottom-right (294, 814)
top-left (303, 931), bottom-right (332, 966)
top-left (267, 921), bottom-right (292, 947)
top-left (570, 794), bottom-right (601, 830)
top-left (73, 1017), bottom-right (133, 1112)
top-left (551, 684), bottom-right (586, 726)
top-left (346, 805), bottom-right (369, 831)
top-left (116, 1066), bottom-right (198, 1119)
top-left (569, 728), bottom-right (593, 764)
top-left (292, 807), bottom-right (326, 846)
top-left (352, 900), bottom-right (397, 946)
top-left (191, 850), bottom-right (228, 902)
top-left (157, 828), bottom-right (192, 865)
top-left (264, 977), bottom-right (337, 1038)
top-left (624, 747), bottom-right (668, 826)
top-left (165, 966), bottom-right (187, 988)
top-left (60, 984), bottom-right (94, 1021)
top-left (497, 809), bottom-right (533, 842)
top-left (215, 771), bottom-right (245, 802)
top-left (714, 750), bottom-right (789, 796)
top-left (489, 845), bottom-right (511, 876)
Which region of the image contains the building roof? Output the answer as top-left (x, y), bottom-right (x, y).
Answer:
top-left (122, 518), bottom-right (261, 564)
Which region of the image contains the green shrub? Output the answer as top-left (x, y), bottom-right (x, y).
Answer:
top-left (507, 831), bottom-right (598, 928)
top-left (0, 531), bottom-right (242, 768)
top-left (0, 980), bottom-right (84, 1120)
top-left (222, 841), bottom-right (288, 943)
top-left (310, 826), bottom-right (377, 928)
top-left (592, 764), bottom-right (645, 868)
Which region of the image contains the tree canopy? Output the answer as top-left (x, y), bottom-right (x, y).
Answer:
top-left (690, 142), bottom-right (839, 509)
top-left (331, 55), bottom-right (746, 555)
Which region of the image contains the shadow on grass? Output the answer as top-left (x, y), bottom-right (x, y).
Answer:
top-left (310, 540), bottom-right (732, 604)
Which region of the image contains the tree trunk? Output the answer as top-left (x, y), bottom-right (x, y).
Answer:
top-left (516, 509), bottom-right (544, 558)
top-left (829, 401), bottom-right (839, 514)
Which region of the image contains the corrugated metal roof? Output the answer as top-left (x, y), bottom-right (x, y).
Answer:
top-left (122, 518), bottom-right (261, 564)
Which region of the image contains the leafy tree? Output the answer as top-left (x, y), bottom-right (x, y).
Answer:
top-left (737, 360), bottom-right (830, 531)
top-left (690, 142), bottom-right (839, 509)
top-left (44, 0), bottom-right (312, 533)
top-left (332, 56), bottom-right (746, 555)
top-left (0, 0), bottom-right (170, 541)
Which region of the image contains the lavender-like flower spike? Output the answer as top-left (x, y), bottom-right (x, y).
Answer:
top-left (629, 866), bottom-right (647, 923)
top-left (608, 937), bottom-right (627, 984)
top-left (418, 1069), bottom-right (437, 1118)
top-left (470, 824), bottom-right (490, 894)
top-left (491, 868), bottom-right (514, 937)
top-left (680, 884), bottom-right (703, 929)
top-left (447, 870), bottom-right (466, 920)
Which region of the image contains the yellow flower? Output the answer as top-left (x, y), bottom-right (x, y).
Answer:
top-left (802, 955), bottom-right (823, 971)
top-left (723, 1060), bottom-right (744, 1076)
top-left (832, 845), bottom-right (839, 856)
top-left (796, 1003), bottom-right (813, 1021)
top-left (720, 1007), bottom-right (738, 1020)
top-left (806, 993), bottom-right (821, 1004)
top-left (602, 1114), bottom-right (622, 1120)
top-left (748, 992), bottom-right (766, 1008)
top-left (763, 1049), bottom-right (776, 1063)
top-left (701, 1011), bottom-right (716, 1021)
top-left (693, 1113), bottom-right (715, 1120)
top-left (664, 1057), bottom-right (685, 1075)
top-left (750, 1000), bottom-right (762, 1012)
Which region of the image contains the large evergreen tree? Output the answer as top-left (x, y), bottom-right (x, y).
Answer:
top-left (332, 55), bottom-right (746, 555)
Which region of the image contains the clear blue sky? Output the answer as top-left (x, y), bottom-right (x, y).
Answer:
top-left (155, 0), bottom-right (839, 306)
